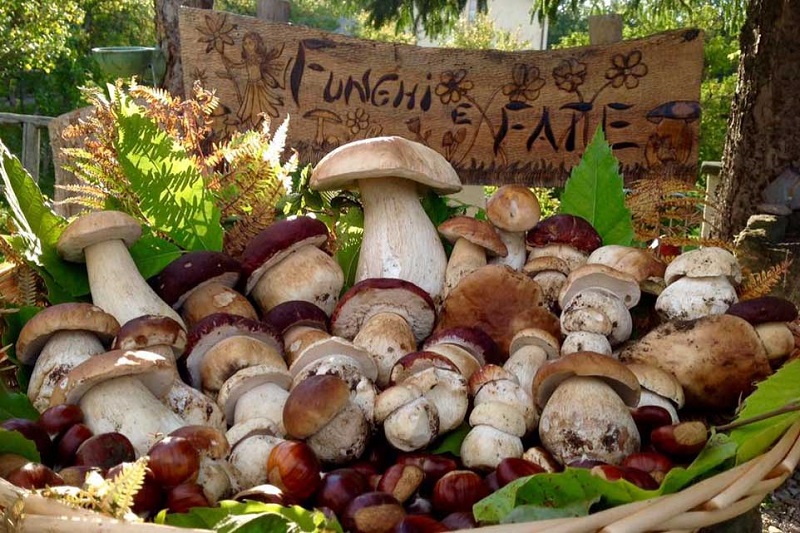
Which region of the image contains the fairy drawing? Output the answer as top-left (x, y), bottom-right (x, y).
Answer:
top-left (235, 31), bottom-right (285, 128)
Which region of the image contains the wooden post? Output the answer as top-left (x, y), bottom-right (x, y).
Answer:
top-left (589, 14), bottom-right (623, 45)
top-left (21, 123), bottom-right (41, 183)
top-left (155, 0), bottom-right (215, 97)
top-left (256, 0), bottom-right (290, 22)
top-left (701, 161), bottom-right (723, 238)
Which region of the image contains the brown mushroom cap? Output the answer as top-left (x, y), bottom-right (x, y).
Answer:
top-left (435, 265), bottom-right (560, 359)
top-left (587, 245), bottom-right (666, 283)
top-left (526, 214), bottom-right (602, 254)
top-left (389, 351), bottom-right (460, 385)
top-left (533, 352), bottom-right (641, 409)
top-left (49, 349), bottom-right (174, 407)
top-left (558, 264), bottom-right (641, 310)
top-left (151, 251), bottom-right (242, 309)
top-left (217, 364), bottom-right (292, 422)
top-left (726, 296), bottom-right (799, 325)
top-left (423, 326), bottom-right (501, 366)
top-left (283, 374), bottom-right (351, 439)
top-left (486, 185), bottom-right (542, 232)
top-left (112, 315), bottom-right (187, 355)
top-left (619, 314), bottom-right (771, 410)
top-left (625, 363), bottom-right (684, 408)
top-left (509, 328), bottom-right (560, 360)
top-left (17, 303), bottom-right (120, 364)
top-left (263, 300), bottom-right (329, 334)
top-left (331, 278), bottom-right (436, 342)
top-left (57, 211), bottom-right (141, 262)
top-left (289, 336), bottom-right (378, 382)
top-left (201, 335), bottom-right (287, 394)
top-left (437, 217), bottom-right (508, 257)
top-left (240, 217), bottom-right (330, 294)
top-left (310, 136), bottom-right (462, 194)
top-left (523, 256), bottom-right (571, 277)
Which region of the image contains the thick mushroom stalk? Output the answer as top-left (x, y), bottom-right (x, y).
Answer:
top-left (438, 216), bottom-right (508, 297)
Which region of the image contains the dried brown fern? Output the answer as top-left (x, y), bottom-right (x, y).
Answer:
top-left (739, 257), bottom-right (793, 300)
top-left (0, 228), bottom-right (46, 307)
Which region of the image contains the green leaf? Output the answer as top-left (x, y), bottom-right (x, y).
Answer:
top-left (0, 142), bottom-right (90, 299)
top-left (429, 422), bottom-right (470, 457)
top-left (501, 500), bottom-right (595, 523)
top-left (1, 305), bottom-right (42, 390)
top-left (729, 359), bottom-right (800, 463)
top-left (559, 127), bottom-right (634, 246)
top-left (0, 428), bottom-right (41, 462)
top-left (660, 432), bottom-right (737, 493)
top-left (0, 386), bottom-right (39, 422)
top-left (334, 208), bottom-right (364, 292)
top-left (129, 232), bottom-right (183, 280)
top-left (114, 101), bottom-right (224, 252)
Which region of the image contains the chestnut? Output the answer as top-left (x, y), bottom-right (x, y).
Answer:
top-left (343, 491), bottom-right (406, 533)
top-left (622, 452), bottom-right (673, 483)
top-left (484, 471), bottom-right (500, 492)
top-left (267, 440), bottom-right (321, 503)
top-left (234, 484), bottom-right (287, 505)
top-left (56, 423), bottom-right (93, 466)
top-left (39, 405), bottom-right (84, 436)
top-left (166, 482), bottom-right (210, 513)
top-left (566, 459), bottom-right (607, 469)
top-left (0, 453), bottom-right (31, 478)
top-left (2, 418), bottom-right (53, 466)
top-left (315, 468), bottom-right (370, 517)
top-left (405, 495), bottom-right (433, 515)
top-left (495, 458), bottom-right (544, 487)
top-left (396, 453), bottom-right (458, 487)
top-left (631, 405), bottom-right (673, 440)
top-left (431, 471), bottom-right (489, 515)
top-left (148, 437), bottom-right (201, 487)
top-left (6, 462), bottom-right (64, 489)
top-left (378, 464), bottom-right (424, 504)
top-left (441, 512), bottom-right (477, 529)
top-left (651, 421), bottom-right (708, 458)
top-left (169, 425), bottom-right (230, 459)
top-left (74, 432), bottom-right (135, 469)
top-left (107, 464), bottom-right (163, 516)
top-left (393, 515), bottom-right (448, 533)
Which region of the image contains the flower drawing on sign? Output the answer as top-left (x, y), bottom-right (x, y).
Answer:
top-left (198, 14), bottom-right (236, 54)
top-left (435, 69), bottom-right (474, 104)
top-left (553, 58), bottom-right (587, 94)
top-left (502, 64), bottom-right (546, 103)
top-left (346, 108), bottom-right (370, 136)
top-left (442, 128), bottom-right (467, 160)
top-left (605, 51), bottom-right (649, 89)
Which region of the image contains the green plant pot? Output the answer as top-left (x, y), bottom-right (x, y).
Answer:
top-left (91, 46), bottom-right (166, 85)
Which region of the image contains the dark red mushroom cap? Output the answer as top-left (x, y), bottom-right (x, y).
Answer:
top-left (263, 301), bottom-right (329, 335)
top-left (331, 279), bottom-right (436, 343)
top-left (184, 313), bottom-right (285, 388)
top-left (241, 217), bottom-right (330, 294)
top-left (152, 251), bottom-right (242, 309)
top-left (113, 315), bottom-right (187, 355)
top-left (423, 327), bottom-right (501, 366)
top-left (726, 296), bottom-right (798, 325)
top-left (526, 214), bottom-right (602, 253)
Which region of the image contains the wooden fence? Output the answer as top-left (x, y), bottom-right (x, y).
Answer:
top-left (0, 112), bottom-right (54, 182)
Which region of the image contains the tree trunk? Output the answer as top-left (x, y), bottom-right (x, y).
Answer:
top-left (711, 0), bottom-right (800, 240)
top-left (155, 0), bottom-right (214, 97)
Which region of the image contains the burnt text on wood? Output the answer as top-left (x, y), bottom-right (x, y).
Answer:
top-left (179, 8), bottom-right (704, 185)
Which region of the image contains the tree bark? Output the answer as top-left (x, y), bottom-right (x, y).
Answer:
top-left (155, 0), bottom-right (214, 97)
top-left (711, 0), bottom-right (800, 240)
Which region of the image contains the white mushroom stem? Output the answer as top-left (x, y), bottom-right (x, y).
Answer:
top-left (84, 240), bottom-right (184, 328)
top-left (383, 397), bottom-right (439, 452)
top-left (504, 345), bottom-right (547, 398)
top-left (489, 230), bottom-right (526, 271)
top-left (28, 332), bottom-right (104, 412)
top-left (531, 271), bottom-right (567, 309)
top-left (79, 377), bottom-right (184, 456)
top-left (444, 239), bottom-right (487, 297)
top-left (655, 275), bottom-right (738, 321)
top-left (461, 402), bottom-right (525, 471)
top-left (228, 434), bottom-right (283, 489)
top-left (233, 383), bottom-right (289, 431)
top-left (197, 458), bottom-right (236, 504)
top-left (357, 177), bottom-right (447, 302)
top-left (353, 312), bottom-right (416, 388)
top-left (755, 322), bottom-right (795, 361)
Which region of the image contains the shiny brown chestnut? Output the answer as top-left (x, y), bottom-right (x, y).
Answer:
top-left (431, 470), bottom-right (489, 515)
top-left (166, 482), bottom-right (210, 513)
top-left (74, 432), bottom-right (135, 469)
top-left (2, 418), bottom-right (53, 465)
top-left (56, 423), bottom-right (93, 466)
top-left (651, 421), bottom-right (708, 458)
top-left (631, 405), bottom-right (673, 440)
top-left (267, 440), bottom-right (321, 503)
top-left (343, 491), bottom-right (406, 533)
top-left (396, 453), bottom-right (458, 487)
top-left (378, 464), bottom-right (425, 504)
top-left (590, 464), bottom-right (659, 490)
top-left (495, 458), bottom-right (545, 487)
top-left (6, 462), bottom-right (64, 489)
top-left (58, 465), bottom-right (104, 487)
top-left (168, 425), bottom-right (230, 460)
top-left (441, 512), bottom-right (477, 530)
top-left (484, 471), bottom-right (500, 493)
top-left (622, 452), bottom-right (673, 483)
top-left (315, 468), bottom-right (370, 517)
top-left (0, 454), bottom-right (31, 478)
top-left (107, 463), bottom-right (163, 516)
top-left (39, 405), bottom-right (84, 436)
top-left (393, 515), bottom-right (449, 533)
top-left (147, 437), bottom-right (201, 487)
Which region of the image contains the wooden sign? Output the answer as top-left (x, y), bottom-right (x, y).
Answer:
top-left (179, 8), bottom-right (703, 185)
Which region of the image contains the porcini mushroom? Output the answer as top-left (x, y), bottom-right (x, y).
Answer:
top-left (526, 214), bottom-right (602, 271)
top-left (727, 296), bottom-right (799, 363)
top-left (486, 185), bottom-right (542, 270)
top-left (437, 216), bottom-right (507, 297)
top-left (311, 136), bottom-right (462, 302)
top-left (625, 363), bottom-right (684, 423)
top-left (264, 300), bottom-right (331, 367)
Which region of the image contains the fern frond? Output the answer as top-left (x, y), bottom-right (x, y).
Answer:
top-left (739, 258), bottom-right (793, 300)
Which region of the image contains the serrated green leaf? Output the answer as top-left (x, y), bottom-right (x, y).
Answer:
top-left (216, 513), bottom-right (289, 533)
top-left (429, 422), bottom-right (470, 457)
top-left (559, 128), bottom-right (634, 245)
top-left (729, 359), bottom-right (800, 463)
top-left (115, 102), bottom-right (223, 252)
top-left (129, 232), bottom-right (183, 280)
top-left (0, 428), bottom-right (41, 462)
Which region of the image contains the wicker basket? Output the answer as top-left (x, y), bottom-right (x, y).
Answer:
top-left (1, 420), bottom-right (799, 533)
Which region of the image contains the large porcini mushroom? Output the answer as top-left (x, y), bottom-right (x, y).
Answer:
top-left (49, 349), bottom-right (184, 456)
top-left (218, 364), bottom-right (292, 433)
top-left (533, 352), bottom-right (641, 465)
top-left (56, 211), bottom-right (184, 327)
top-left (241, 216), bottom-right (343, 315)
top-left (486, 185), bottom-right (542, 270)
top-left (17, 303), bottom-right (119, 412)
top-left (438, 216), bottom-right (507, 297)
top-left (310, 136), bottom-right (462, 303)
top-left (620, 314), bottom-right (771, 410)
top-left (526, 214), bottom-right (602, 271)
top-left (264, 300), bottom-right (331, 367)
top-left (625, 363), bottom-right (684, 423)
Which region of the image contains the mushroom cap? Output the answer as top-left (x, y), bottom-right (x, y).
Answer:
top-left (331, 278), bottom-right (436, 342)
top-left (486, 185), bottom-right (542, 233)
top-left (263, 300), bottom-right (329, 335)
top-left (201, 335), bottom-right (287, 394)
top-left (509, 328), bottom-right (560, 360)
top-left (283, 374), bottom-right (351, 439)
top-left (436, 265), bottom-right (560, 359)
top-left (310, 136), bottom-right (462, 194)
top-left (112, 315), bottom-right (186, 355)
top-left (303, 108), bottom-right (342, 123)
top-left (587, 245), bottom-right (666, 283)
top-left (619, 314), bottom-right (771, 410)
top-left (289, 336), bottom-right (378, 382)
top-left (217, 364), bottom-right (292, 423)
top-left (625, 363), bottom-right (684, 408)
top-left (390, 351), bottom-right (460, 385)
top-left (423, 326), bottom-right (501, 366)
top-left (655, 276), bottom-right (738, 321)
top-left (181, 283), bottom-right (258, 327)
top-left (375, 384), bottom-right (423, 423)
top-left (527, 244), bottom-right (588, 272)
top-left (49, 349), bottom-right (174, 407)
top-left (468, 364), bottom-right (518, 397)
top-left (438, 217), bottom-right (508, 257)
top-left (240, 216), bottom-right (330, 294)
top-left (558, 264), bottom-right (641, 310)
top-left (57, 211), bottom-right (142, 262)
top-left (726, 296), bottom-right (799, 325)
top-left (560, 288), bottom-right (632, 346)
top-left (16, 303), bottom-right (120, 364)
top-left (526, 215), bottom-right (602, 254)
top-left (152, 251), bottom-right (242, 309)
top-left (184, 313), bottom-right (284, 388)
top-left (523, 256), bottom-right (571, 277)
top-left (533, 352), bottom-right (641, 409)
top-left (663, 247), bottom-right (741, 286)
